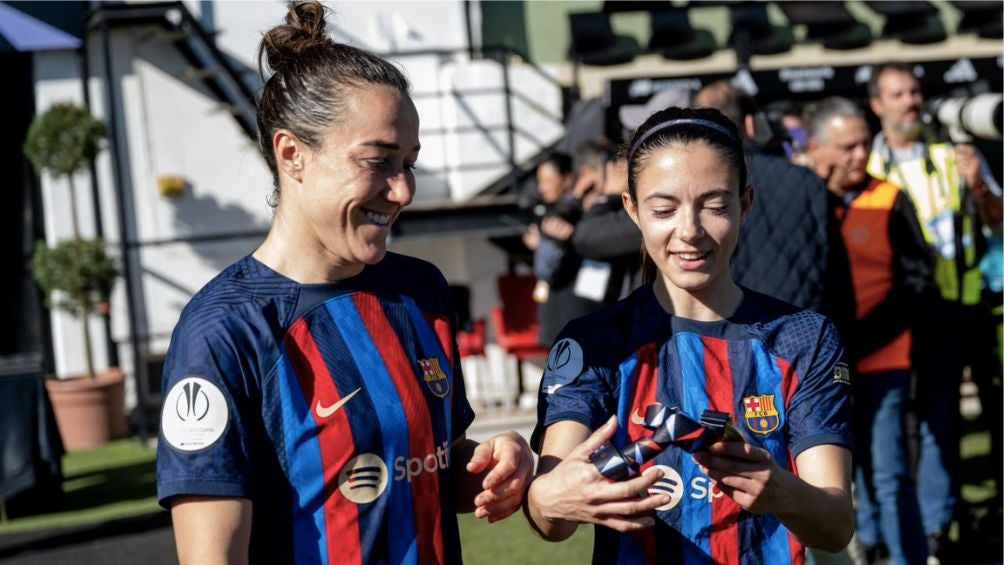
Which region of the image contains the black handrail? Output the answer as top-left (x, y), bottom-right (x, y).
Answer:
top-left (87, 1), bottom-right (259, 140)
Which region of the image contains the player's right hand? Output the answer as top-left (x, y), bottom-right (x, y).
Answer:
top-left (528, 417), bottom-right (669, 533)
top-left (540, 216), bottom-right (575, 242)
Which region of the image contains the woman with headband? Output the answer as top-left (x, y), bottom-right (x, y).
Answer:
top-left (523, 107), bottom-right (854, 563)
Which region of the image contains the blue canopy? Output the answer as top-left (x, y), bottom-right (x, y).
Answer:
top-left (0, 2), bottom-right (82, 52)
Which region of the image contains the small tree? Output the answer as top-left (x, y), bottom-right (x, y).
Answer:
top-left (23, 103), bottom-right (117, 378)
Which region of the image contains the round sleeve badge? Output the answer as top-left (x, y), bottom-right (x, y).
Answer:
top-left (543, 338), bottom-right (584, 393)
top-left (162, 376), bottom-right (229, 452)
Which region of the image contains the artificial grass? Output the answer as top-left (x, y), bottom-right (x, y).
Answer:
top-left (0, 436), bottom-right (594, 560)
top-left (0, 421), bottom-right (998, 564)
top-left (459, 511), bottom-right (593, 563)
top-left (0, 438), bottom-right (162, 534)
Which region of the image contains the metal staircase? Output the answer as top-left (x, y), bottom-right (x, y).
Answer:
top-left (88, 1), bottom-right (258, 141)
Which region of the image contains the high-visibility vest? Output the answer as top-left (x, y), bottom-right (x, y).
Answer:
top-left (867, 141), bottom-right (982, 305)
top-left (838, 177), bottom-right (911, 374)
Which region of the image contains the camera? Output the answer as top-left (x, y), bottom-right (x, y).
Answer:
top-left (926, 93), bottom-right (1003, 142)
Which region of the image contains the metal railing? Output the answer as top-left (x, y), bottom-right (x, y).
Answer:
top-left (385, 45), bottom-right (569, 197)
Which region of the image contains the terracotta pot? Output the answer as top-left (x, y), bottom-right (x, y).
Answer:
top-left (45, 368), bottom-right (127, 451)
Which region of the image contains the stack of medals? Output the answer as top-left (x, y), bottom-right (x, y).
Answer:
top-left (591, 404), bottom-right (744, 481)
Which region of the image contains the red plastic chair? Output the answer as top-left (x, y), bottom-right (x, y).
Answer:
top-left (457, 318), bottom-right (492, 407)
top-left (456, 319), bottom-right (486, 358)
top-left (490, 274), bottom-right (550, 361)
top-left (490, 274), bottom-right (550, 405)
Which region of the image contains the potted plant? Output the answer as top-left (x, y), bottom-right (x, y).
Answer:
top-left (23, 102), bottom-right (125, 451)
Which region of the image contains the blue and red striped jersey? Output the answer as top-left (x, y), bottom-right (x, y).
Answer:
top-left (156, 253), bottom-right (475, 564)
top-left (533, 284), bottom-right (852, 565)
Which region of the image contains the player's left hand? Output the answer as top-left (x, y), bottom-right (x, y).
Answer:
top-left (467, 432), bottom-right (534, 522)
top-left (691, 441), bottom-right (790, 515)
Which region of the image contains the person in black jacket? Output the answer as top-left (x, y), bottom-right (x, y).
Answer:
top-left (570, 154), bottom-right (643, 305)
top-left (692, 82), bottom-right (855, 339)
top-left (522, 153), bottom-right (580, 303)
top-left (532, 140), bottom-right (620, 347)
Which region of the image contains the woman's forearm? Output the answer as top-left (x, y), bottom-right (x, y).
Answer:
top-left (773, 462), bottom-right (854, 552)
top-left (524, 477), bottom-right (579, 542)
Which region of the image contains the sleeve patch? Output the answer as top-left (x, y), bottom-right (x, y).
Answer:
top-left (543, 338), bottom-right (585, 393)
top-left (161, 376), bottom-right (230, 452)
top-left (833, 362), bottom-right (851, 385)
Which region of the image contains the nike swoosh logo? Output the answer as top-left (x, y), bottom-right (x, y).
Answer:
top-left (316, 388), bottom-right (361, 418)
top-left (630, 408), bottom-right (646, 425)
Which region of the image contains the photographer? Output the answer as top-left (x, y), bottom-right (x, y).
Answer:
top-left (867, 62), bottom-right (1003, 563)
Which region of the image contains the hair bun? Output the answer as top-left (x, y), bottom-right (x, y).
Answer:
top-left (259, 1), bottom-right (331, 77)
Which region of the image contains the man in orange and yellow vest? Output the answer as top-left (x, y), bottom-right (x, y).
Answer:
top-left (805, 96), bottom-right (940, 565)
top-left (867, 62), bottom-right (1003, 563)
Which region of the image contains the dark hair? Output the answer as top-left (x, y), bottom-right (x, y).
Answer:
top-left (574, 136), bottom-right (615, 172)
top-left (691, 80), bottom-right (756, 135)
top-left (539, 152), bottom-right (574, 176)
top-left (256, 1), bottom-right (410, 205)
top-left (626, 106), bottom-right (747, 202)
top-left (867, 62), bottom-right (915, 99)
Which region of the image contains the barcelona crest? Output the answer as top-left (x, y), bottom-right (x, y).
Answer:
top-left (742, 394), bottom-right (780, 435)
top-left (419, 357), bottom-right (450, 398)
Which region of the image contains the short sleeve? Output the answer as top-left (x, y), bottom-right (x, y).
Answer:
top-left (785, 318), bottom-right (853, 458)
top-left (156, 314), bottom-right (261, 507)
top-left (530, 326), bottom-right (614, 452)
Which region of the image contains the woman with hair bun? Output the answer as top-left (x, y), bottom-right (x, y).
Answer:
top-left (155, 2), bottom-right (532, 563)
top-left (524, 107), bottom-right (854, 563)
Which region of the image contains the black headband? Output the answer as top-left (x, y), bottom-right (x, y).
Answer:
top-left (628, 118), bottom-right (739, 164)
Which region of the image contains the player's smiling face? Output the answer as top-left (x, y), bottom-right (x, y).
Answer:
top-left (293, 84), bottom-right (420, 270)
top-left (625, 140), bottom-right (750, 301)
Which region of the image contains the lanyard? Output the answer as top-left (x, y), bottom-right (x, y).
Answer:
top-left (884, 143), bottom-right (949, 208)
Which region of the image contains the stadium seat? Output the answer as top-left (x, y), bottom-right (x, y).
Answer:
top-left (728, 2), bottom-right (793, 58)
top-left (457, 318), bottom-right (486, 359)
top-left (450, 284), bottom-right (486, 359)
top-left (777, 1), bottom-right (872, 50)
top-left (450, 285), bottom-right (494, 407)
top-left (601, 0), bottom-right (665, 14)
top-left (865, 1), bottom-right (946, 45)
top-left (648, 7), bottom-right (716, 60)
top-left (951, 1), bottom-right (1003, 39)
top-left (490, 273), bottom-right (550, 406)
top-left (567, 11), bottom-right (636, 66)
top-left (491, 274), bottom-right (549, 360)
